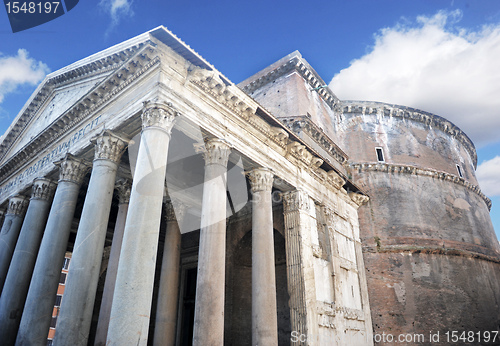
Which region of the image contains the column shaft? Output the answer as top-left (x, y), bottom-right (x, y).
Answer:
top-left (106, 101), bottom-right (177, 346)
top-left (16, 154), bottom-right (90, 346)
top-left (153, 201), bottom-right (185, 346)
top-left (94, 179), bottom-right (131, 346)
top-left (53, 131), bottom-right (128, 346)
top-left (0, 179), bottom-right (56, 346)
top-left (0, 196), bottom-right (28, 293)
top-left (192, 138), bottom-right (231, 346)
top-left (248, 168), bottom-right (278, 346)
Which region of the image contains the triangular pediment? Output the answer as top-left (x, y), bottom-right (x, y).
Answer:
top-left (0, 34), bottom-right (155, 166)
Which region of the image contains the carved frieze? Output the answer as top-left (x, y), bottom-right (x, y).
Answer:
top-left (348, 192), bottom-right (369, 207)
top-left (246, 168), bottom-right (274, 193)
top-left (55, 154), bottom-right (91, 185)
top-left (194, 138), bottom-right (231, 167)
top-left (281, 116), bottom-right (348, 165)
top-left (115, 179), bottom-right (132, 204)
top-left (326, 170), bottom-right (345, 190)
top-left (317, 301), bottom-right (336, 328)
top-left (188, 67), bottom-right (257, 119)
top-left (269, 127), bottom-right (289, 148)
top-left (6, 195), bottom-right (28, 216)
top-left (283, 190), bottom-right (310, 213)
top-left (336, 306), bottom-right (365, 321)
top-left (91, 130), bottom-right (129, 164)
top-left (141, 101), bottom-right (179, 132)
top-left (286, 141), bottom-right (313, 165)
top-left (31, 178), bottom-right (56, 201)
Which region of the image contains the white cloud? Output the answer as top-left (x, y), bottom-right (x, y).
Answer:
top-left (477, 156), bottom-right (500, 196)
top-left (99, 0), bottom-right (134, 28)
top-left (329, 10), bottom-right (500, 147)
top-left (0, 49), bottom-right (49, 103)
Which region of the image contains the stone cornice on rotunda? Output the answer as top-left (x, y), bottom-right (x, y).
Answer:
top-left (341, 100), bottom-right (478, 168)
top-left (351, 162), bottom-right (491, 211)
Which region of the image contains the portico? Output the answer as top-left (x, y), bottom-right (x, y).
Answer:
top-left (0, 26), bottom-right (373, 346)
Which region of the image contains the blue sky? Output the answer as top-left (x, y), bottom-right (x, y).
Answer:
top-left (0, 0), bottom-right (499, 238)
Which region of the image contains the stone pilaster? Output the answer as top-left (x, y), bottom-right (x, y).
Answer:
top-left (16, 154), bottom-right (90, 346)
top-left (153, 200), bottom-right (187, 346)
top-left (107, 101), bottom-right (178, 345)
top-left (282, 190), bottom-right (318, 345)
top-left (192, 138), bottom-right (231, 346)
top-left (0, 195), bottom-right (29, 293)
top-left (94, 179), bottom-right (132, 346)
top-left (0, 178), bottom-right (56, 346)
top-left (54, 130), bottom-right (128, 346)
top-left (247, 168), bottom-right (278, 346)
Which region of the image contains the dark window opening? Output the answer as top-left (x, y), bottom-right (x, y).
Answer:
top-left (63, 258), bottom-right (70, 270)
top-left (59, 273), bottom-right (67, 284)
top-left (376, 147), bottom-right (385, 162)
top-left (180, 268), bottom-right (197, 346)
top-left (50, 316), bottom-right (57, 328)
top-left (55, 295), bottom-right (62, 307)
top-left (456, 164), bottom-right (463, 178)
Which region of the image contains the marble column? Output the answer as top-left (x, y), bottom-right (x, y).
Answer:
top-left (282, 190), bottom-right (318, 346)
top-left (16, 154), bottom-right (90, 346)
top-left (53, 130), bottom-right (128, 346)
top-left (247, 168), bottom-right (278, 346)
top-left (106, 101), bottom-right (178, 346)
top-left (153, 200), bottom-right (186, 346)
top-left (0, 195), bottom-right (29, 293)
top-left (192, 138), bottom-right (231, 346)
top-left (94, 179), bottom-right (131, 346)
top-left (0, 178), bottom-right (56, 346)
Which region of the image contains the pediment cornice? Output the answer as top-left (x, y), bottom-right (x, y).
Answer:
top-left (0, 40), bottom-right (154, 165)
top-left (0, 42), bottom-right (161, 184)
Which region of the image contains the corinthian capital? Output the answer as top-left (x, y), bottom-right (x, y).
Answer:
top-left (55, 154), bottom-right (91, 184)
top-left (141, 101), bottom-right (179, 133)
top-left (115, 179), bottom-right (132, 204)
top-left (246, 168), bottom-right (274, 192)
top-left (31, 178), bottom-right (57, 201)
top-left (7, 195), bottom-right (28, 216)
top-left (164, 199), bottom-right (187, 222)
top-left (282, 190), bottom-right (310, 213)
top-left (194, 138), bottom-right (231, 167)
top-left (91, 130), bottom-right (129, 163)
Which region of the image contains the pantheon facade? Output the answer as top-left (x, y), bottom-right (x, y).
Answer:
top-left (0, 26), bottom-right (498, 346)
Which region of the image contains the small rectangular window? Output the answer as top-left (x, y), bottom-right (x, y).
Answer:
top-left (50, 316), bottom-right (57, 328)
top-left (376, 147), bottom-right (385, 162)
top-left (456, 164), bottom-right (463, 178)
top-left (47, 340), bottom-right (53, 346)
top-left (63, 258), bottom-right (70, 270)
top-left (55, 295), bottom-right (62, 307)
top-left (59, 273), bottom-right (67, 284)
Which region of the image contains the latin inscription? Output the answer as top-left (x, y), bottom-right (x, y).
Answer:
top-left (0, 115), bottom-right (102, 198)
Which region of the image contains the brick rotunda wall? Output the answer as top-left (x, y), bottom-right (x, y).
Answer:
top-left (338, 101), bottom-right (500, 342)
